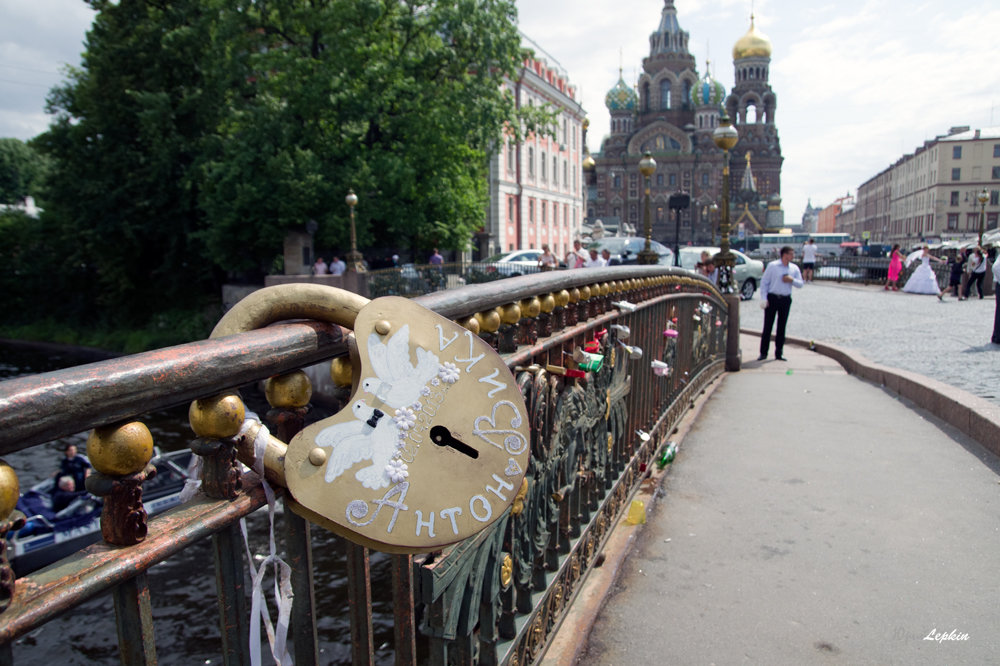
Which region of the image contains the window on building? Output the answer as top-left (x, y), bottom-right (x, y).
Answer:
top-left (950, 191), bottom-right (959, 205)
top-left (541, 152), bottom-right (547, 181)
top-left (992, 166), bottom-right (1000, 179)
top-left (952, 146), bottom-right (962, 159)
top-left (562, 118), bottom-right (568, 144)
top-left (507, 142), bottom-right (515, 173)
top-left (683, 80), bottom-right (692, 110)
top-left (552, 157), bottom-right (558, 185)
top-left (642, 82), bottom-right (650, 112)
top-left (528, 148), bottom-right (534, 177)
top-left (701, 172), bottom-right (709, 187)
top-left (542, 201), bottom-right (546, 224)
top-left (613, 174), bottom-right (622, 188)
top-left (656, 174), bottom-right (663, 187)
top-left (553, 204), bottom-right (558, 227)
top-left (947, 213), bottom-right (959, 229)
top-left (563, 161), bottom-right (567, 188)
top-left (659, 81), bottom-right (670, 109)
top-left (994, 144), bottom-right (1000, 158)
top-left (669, 174), bottom-right (677, 187)
top-left (529, 199), bottom-right (534, 222)
top-left (508, 197), bottom-right (515, 222)
top-left (951, 168), bottom-right (961, 181)
top-left (992, 190), bottom-right (999, 206)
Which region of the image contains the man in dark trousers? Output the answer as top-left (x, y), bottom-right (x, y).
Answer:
top-left (758, 246), bottom-right (804, 361)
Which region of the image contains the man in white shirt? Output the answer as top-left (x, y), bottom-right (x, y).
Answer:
top-left (566, 240), bottom-right (587, 269)
top-left (801, 239), bottom-right (818, 282)
top-left (584, 248), bottom-right (607, 268)
top-left (758, 245), bottom-right (804, 361)
top-left (329, 255), bottom-right (346, 276)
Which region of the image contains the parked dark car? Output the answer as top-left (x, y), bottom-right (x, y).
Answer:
top-left (588, 237), bottom-right (674, 266)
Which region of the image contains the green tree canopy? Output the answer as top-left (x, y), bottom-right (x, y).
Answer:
top-left (0, 138), bottom-right (49, 205)
top-left (32, 0), bottom-right (551, 323)
top-left (199, 0), bottom-right (551, 272)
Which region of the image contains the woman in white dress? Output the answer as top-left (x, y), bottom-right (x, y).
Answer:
top-left (902, 246), bottom-right (946, 295)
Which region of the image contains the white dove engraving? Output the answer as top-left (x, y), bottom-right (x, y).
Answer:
top-left (314, 399), bottom-right (400, 489)
top-left (362, 324), bottom-right (439, 408)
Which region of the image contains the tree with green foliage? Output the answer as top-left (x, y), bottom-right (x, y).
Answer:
top-left (0, 138), bottom-right (49, 205)
top-left (35, 0), bottom-right (231, 323)
top-left (198, 0), bottom-right (552, 272)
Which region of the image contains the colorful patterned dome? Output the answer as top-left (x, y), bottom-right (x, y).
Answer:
top-left (733, 16), bottom-right (772, 60)
top-left (691, 67), bottom-right (726, 107)
top-left (605, 74), bottom-right (638, 112)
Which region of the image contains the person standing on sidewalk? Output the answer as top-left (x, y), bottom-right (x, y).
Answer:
top-left (801, 239), bottom-right (818, 282)
top-left (940, 249), bottom-right (966, 300)
top-left (884, 244), bottom-right (904, 291)
top-left (992, 256), bottom-right (1000, 345)
top-left (758, 246), bottom-right (804, 361)
top-left (964, 247), bottom-right (987, 299)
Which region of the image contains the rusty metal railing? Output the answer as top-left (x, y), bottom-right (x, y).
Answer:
top-left (0, 267), bottom-right (728, 665)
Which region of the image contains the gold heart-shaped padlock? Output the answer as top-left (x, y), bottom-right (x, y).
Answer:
top-left (211, 284), bottom-right (530, 552)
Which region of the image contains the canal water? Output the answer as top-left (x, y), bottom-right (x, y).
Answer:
top-left (2, 343), bottom-right (398, 665)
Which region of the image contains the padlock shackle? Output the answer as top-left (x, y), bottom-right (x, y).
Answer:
top-left (211, 284), bottom-right (370, 339)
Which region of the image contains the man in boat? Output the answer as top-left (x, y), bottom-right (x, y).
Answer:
top-left (55, 443), bottom-right (91, 490)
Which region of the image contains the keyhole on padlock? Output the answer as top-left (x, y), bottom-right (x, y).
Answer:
top-left (430, 425), bottom-right (479, 459)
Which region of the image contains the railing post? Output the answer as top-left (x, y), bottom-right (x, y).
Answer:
top-left (725, 293), bottom-right (742, 371)
top-left (213, 523), bottom-right (251, 665)
top-left (346, 543), bottom-right (374, 666)
top-left (112, 572), bottom-right (157, 665)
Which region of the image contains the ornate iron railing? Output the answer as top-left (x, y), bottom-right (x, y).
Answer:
top-left (0, 267), bottom-right (728, 665)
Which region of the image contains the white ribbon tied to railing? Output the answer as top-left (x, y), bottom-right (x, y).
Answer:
top-left (240, 412), bottom-right (294, 666)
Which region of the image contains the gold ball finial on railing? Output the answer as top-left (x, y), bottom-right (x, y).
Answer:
top-left (556, 290), bottom-right (570, 308)
top-left (520, 297), bottom-right (541, 318)
top-left (265, 370), bottom-right (313, 409)
top-left (579, 285), bottom-right (592, 301)
top-left (476, 309), bottom-right (502, 333)
top-left (539, 293), bottom-right (556, 314)
top-left (87, 422), bottom-right (155, 477)
top-left (500, 303), bottom-right (522, 325)
top-left (189, 393), bottom-right (246, 440)
top-left (460, 316), bottom-right (481, 334)
top-left (330, 356), bottom-right (354, 387)
top-left (0, 460), bottom-right (19, 519)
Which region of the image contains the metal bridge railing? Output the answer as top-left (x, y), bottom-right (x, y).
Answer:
top-left (0, 267), bottom-right (728, 665)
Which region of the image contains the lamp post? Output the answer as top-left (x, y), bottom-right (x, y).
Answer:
top-left (637, 151), bottom-right (658, 265)
top-left (345, 189), bottom-right (365, 272)
top-left (710, 202), bottom-right (719, 245)
top-left (712, 113), bottom-right (740, 372)
top-left (977, 188), bottom-right (988, 248)
top-left (711, 114), bottom-right (739, 292)
top-left (668, 192), bottom-right (690, 266)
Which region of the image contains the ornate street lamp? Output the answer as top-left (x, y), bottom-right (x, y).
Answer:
top-left (637, 151), bottom-right (658, 264)
top-left (712, 113), bottom-right (740, 372)
top-left (711, 114), bottom-right (739, 293)
top-left (345, 189), bottom-right (365, 273)
top-left (977, 188), bottom-right (988, 248)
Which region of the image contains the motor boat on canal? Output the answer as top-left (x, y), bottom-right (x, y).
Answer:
top-left (7, 448), bottom-right (193, 576)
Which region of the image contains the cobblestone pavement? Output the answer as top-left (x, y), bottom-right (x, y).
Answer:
top-left (738, 281), bottom-right (999, 405)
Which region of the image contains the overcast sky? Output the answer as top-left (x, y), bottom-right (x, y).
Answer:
top-left (2, 0), bottom-right (999, 224)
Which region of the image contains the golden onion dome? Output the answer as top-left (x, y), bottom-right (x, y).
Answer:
top-left (733, 16), bottom-right (772, 60)
top-left (582, 154), bottom-right (596, 171)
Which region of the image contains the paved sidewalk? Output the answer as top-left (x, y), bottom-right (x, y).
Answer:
top-left (738, 281), bottom-right (999, 406)
top-left (577, 335), bottom-right (1000, 665)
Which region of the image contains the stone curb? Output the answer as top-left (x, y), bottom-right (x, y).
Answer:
top-left (740, 327), bottom-right (1000, 458)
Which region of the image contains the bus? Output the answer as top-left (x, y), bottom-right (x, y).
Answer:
top-left (751, 232), bottom-right (852, 258)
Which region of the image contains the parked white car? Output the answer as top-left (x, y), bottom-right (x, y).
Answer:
top-left (473, 250), bottom-right (543, 276)
top-left (678, 246), bottom-right (765, 300)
